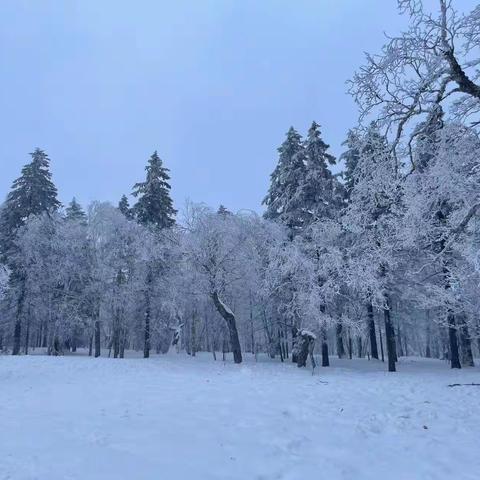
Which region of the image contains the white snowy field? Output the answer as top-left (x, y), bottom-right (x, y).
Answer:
top-left (1, 352), bottom-right (479, 480)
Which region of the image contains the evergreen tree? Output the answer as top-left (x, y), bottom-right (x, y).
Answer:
top-left (118, 194), bottom-right (133, 220)
top-left (302, 121), bottom-right (345, 223)
top-left (65, 197), bottom-right (86, 222)
top-left (132, 151), bottom-right (176, 229)
top-left (217, 204), bottom-right (232, 216)
top-left (340, 129), bottom-right (361, 197)
top-left (263, 127), bottom-right (306, 235)
top-left (0, 148), bottom-right (61, 258)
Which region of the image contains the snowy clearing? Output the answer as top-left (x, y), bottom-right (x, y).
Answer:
top-left (1, 353), bottom-right (479, 480)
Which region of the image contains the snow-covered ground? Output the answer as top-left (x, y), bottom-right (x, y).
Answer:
top-left (1, 352), bottom-right (479, 480)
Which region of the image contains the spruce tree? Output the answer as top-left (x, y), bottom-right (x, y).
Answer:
top-left (65, 197), bottom-right (86, 222)
top-left (132, 151), bottom-right (176, 229)
top-left (131, 151), bottom-right (176, 359)
top-left (263, 127), bottom-right (306, 235)
top-left (118, 194), bottom-right (133, 220)
top-left (0, 148), bottom-right (60, 355)
top-left (302, 121), bottom-right (345, 223)
top-left (0, 148), bottom-right (61, 258)
top-left (217, 204), bottom-right (232, 216)
top-left (340, 129), bottom-right (361, 197)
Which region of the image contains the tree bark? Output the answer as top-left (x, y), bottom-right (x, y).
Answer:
top-left (336, 321), bottom-right (345, 358)
top-left (94, 319), bottom-right (101, 358)
top-left (211, 291), bottom-right (242, 364)
top-left (367, 302), bottom-right (379, 359)
top-left (12, 281), bottom-right (25, 356)
top-left (458, 316), bottom-right (474, 367)
top-left (447, 313), bottom-right (461, 369)
top-left (321, 324), bottom-right (329, 367)
top-left (384, 295), bottom-right (396, 372)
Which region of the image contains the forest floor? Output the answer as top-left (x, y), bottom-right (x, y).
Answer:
top-left (0, 351), bottom-right (479, 480)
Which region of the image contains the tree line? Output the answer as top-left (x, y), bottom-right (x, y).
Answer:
top-left (1, 0), bottom-right (480, 372)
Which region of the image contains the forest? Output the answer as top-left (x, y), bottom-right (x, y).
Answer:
top-left (1, 0), bottom-right (480, 376)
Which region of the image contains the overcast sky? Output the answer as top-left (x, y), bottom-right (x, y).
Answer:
top-left (1, 0), bottom-right (476, 213)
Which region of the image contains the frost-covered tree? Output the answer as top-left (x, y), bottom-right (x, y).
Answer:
top-left (118, 194), bottom-right (133, 220)
top-left (132, 151), bottom-right (176, 229)
top-left (0, 148), bottom-right (61, 259)
top-left (65, 197), bottom-right (86, 222)
top-left (341, 125), bottom-right (401, 371)
top-left (0, 149), bottom-right (61, 354)
top-left (263, 127), bottom-right (306, 235)
top-left (350, 0), bottom-right (480, 160)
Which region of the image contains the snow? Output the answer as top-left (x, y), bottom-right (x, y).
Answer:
top-left (1, 352), bottom-right (479, 480)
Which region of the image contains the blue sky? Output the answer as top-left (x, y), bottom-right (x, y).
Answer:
top-left (1, 0), bottom-right (475, 213)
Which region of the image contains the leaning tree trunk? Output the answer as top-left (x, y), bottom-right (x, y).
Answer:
top-left (211, 291), bottom-right (242, 364)
top-left (367, 302), bottom-right (379, 359)
top-left (384, 294), bottom-right (396, 372)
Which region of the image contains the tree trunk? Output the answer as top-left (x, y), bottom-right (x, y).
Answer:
top-left (379, 325), bottom-right (385, 362)
top-left (447, 313), bottom-right (461, 369)
top-left (211, 291), bottom-right (242, 364)
top-left (94, 319), bottom-right (101, 358)
top-left (24, 306), bottom-right (31, 355)
top-left (458, 317), bottom-right (474, 367)
top-left (321, 324), bottom-right (329, 367)
top-left (12, 282), bottom-right (25, 356)
top-left (384, 295), bottom-right (396, 372)
top-left (458, 315), bottom-right (475, 367)
top-left (336, 321), bottom-right (345, 358)
top-left (296, 330), bottom-right (316, 368)
top-left (144, 300), bottom-right (151, 359)
top-left (367, 302), bottom-right (379, 359)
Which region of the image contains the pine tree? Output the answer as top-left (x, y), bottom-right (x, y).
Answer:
top-left (132, 151), bottom-right (176, 229)
top-left (0, 148), bottom-right (61, 258)
top-left (263, 127), bottom-right (306, 235)
top-left (118, 194), bottom-right (133, 220)
top-left (65, 197), bottom-right (86, 222)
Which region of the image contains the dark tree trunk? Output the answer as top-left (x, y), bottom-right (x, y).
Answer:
top-left (144, 300), bottom-right (151, 359)
top-left (24, 309), bottom-right (31, 355)
top-left (356, 337), bottom-right (362, 358)
top-left (384, 295), bottom-right (396, 372)
top-left (321, 325), bottom-right (329, 367)
top-left (212, 291), bottom-right (242, 364)
top-left (94, 319), bottom-right (101, 358)
top-left (88, 335), bottom-right (93, 356)
top-left (336, 321), bottom-right (345, 358)
top-left (367, 302), bottom-right (379, 359)
top-left (448, 313), bottom-right (461, 369)
top-left (71, 328), bottom-right (77, 353)
top-left (12, 283), bottom-right (25, 356)
top-left (379, 325), bottom-right (385, 362)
